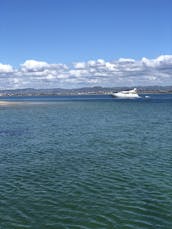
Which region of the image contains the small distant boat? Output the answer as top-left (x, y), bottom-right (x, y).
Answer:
top-left (112, 88), bottom-right (140, 98)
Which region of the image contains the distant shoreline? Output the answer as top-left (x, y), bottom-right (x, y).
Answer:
top-left (0, 86), bottom-right (172, 97)
top-left (0, 91), bottom-right (172, 98)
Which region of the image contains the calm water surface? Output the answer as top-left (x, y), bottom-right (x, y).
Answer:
top-left (0, 95), bottom-right (172, 228)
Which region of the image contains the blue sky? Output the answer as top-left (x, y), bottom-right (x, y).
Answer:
top-left (1, 0), bottom-right (171, 65)
top-left (0, 0), bottom-right (171, 88)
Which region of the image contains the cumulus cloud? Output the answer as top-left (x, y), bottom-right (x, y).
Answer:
top-left (21, 60), bottom-right (49, 71)
top-left (0, 55), bottom-right (172, 89)
top-left (0, 63), bottom-right (13, 73)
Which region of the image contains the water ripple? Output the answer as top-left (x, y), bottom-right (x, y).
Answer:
top-left (0, 97), bottom-right (172, 228)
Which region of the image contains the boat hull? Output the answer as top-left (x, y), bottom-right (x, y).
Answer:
top-left (112, 93), bottom-right (140, 98)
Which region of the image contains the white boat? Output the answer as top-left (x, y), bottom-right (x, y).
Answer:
top-left (112, 88), bottom-right (140, 98)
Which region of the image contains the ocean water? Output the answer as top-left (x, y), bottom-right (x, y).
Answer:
top-left (0, 94), bottom-right (172, 229)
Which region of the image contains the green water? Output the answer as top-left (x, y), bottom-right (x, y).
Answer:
top-left (0, 95), bottom-right (172, 228)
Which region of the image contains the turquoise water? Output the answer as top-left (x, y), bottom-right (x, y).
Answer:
top-left (0, 95), bottom-right (172, 229)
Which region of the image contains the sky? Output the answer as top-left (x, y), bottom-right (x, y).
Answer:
top-left (0, 0), bottom-right (172, 89)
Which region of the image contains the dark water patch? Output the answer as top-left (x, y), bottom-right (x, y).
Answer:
top-left (0, 128), bottom-right (29, 137)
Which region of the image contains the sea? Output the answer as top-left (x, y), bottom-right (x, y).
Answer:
top-left (0, 94), bottom-right (172, 229)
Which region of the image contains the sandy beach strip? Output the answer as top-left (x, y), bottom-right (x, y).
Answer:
top-left (0, 101), bottom-right (22, 105)
top-left (0, 100), bottom-right (48, 106)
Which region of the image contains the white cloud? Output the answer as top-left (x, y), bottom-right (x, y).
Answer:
top-left (21, 60), bottom-right (49, 72)
top-left (118, 58), bottom-right (135, 63)
top-left (0, 55), bottom-right (172, 89)
top-left (156, 55), bottom-right (172, 65)
top-left (142, 55), bottom-right (172, 68)
top-left (73, 62), bottom-right (86, 69)
top-left (0, 63), bottom-right (13, 73)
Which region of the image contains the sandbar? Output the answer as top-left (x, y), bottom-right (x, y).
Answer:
top-left (0, 101), bottom-right (21, 105)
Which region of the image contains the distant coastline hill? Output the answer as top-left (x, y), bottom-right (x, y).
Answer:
top-left (0, 86), bottom-right (172, 96)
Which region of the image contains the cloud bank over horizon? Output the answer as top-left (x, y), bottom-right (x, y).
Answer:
top-left (0, 55), bottom-right (172, 89)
